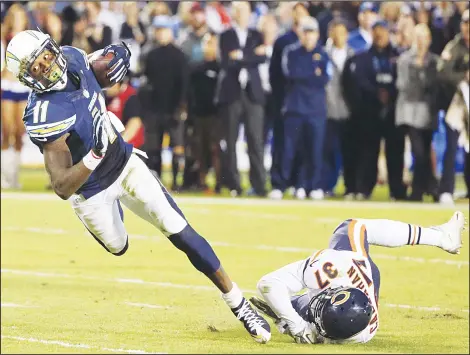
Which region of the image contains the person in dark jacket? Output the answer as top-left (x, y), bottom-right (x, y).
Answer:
top-left (141, 15), bottom-right (189, 191)
top-left (188, 32), bottom-right (222, 193)
top-left (348, 20), bottom-right (407, 201)
top-left (276, 16), bottom-right (331, 201)
top-left (215, 1), bottom-right (267, 197)
top-left (268, 1), bottom-right (309, 199)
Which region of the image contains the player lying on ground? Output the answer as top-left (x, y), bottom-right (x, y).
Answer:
top-left (249, 212), bottom-right (465, 344)
top-left (5, 30), bottom-right (271, 343)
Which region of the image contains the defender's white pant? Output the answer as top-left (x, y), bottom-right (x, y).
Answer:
top-left (70, 154), bottom-right (188, 254)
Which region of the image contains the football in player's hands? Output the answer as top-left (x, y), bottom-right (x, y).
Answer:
top-left (90, 52), bottom-right (115, 88)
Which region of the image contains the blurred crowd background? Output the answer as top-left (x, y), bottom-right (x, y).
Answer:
top-left (1, 1), bottom-right (469, 204)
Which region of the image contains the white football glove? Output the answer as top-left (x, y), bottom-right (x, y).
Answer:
top-left (291, 321), bottom-right (320, 344)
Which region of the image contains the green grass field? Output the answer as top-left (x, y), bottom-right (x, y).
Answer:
top-left (1, 169), bottom-right (469, 354)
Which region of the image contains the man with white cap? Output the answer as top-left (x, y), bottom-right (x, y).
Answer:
top-left (280, 16), bottom-right (331, 201)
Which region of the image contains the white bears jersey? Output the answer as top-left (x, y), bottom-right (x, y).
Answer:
top-left (299, 248), bottom-right (379, 343)
top-left (258, 219), bottom-right (381, 344)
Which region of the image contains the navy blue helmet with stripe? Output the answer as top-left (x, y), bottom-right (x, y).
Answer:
top-left (307, 286), bottom-right (373, 340)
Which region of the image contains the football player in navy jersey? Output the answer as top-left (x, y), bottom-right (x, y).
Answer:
top-left (5, 30), bottom-right (271, 343)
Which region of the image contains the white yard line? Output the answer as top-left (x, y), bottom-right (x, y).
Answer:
top-left (2, 268), bottom-right (468, 315)
top-left (1, 303), bottom-right (38, 308)
top-left (124, 302), bottom-right (170, 309)
top-left (2, 226), bottom-right (468, 268)
top-left (1, 192), bottom-right (468, 210)
top-left (1, 335), bottom-right (163, 354)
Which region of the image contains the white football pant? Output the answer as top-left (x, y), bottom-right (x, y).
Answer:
top-left (70, 153), bottom-right (188, 254)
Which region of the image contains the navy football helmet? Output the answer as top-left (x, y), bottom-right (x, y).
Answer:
top-left (307, 286), bottom-right (373, 340)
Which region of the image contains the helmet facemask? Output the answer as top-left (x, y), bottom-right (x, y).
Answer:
top-left (19, 37), bottom-right (67, 93)
top-left (307, 287), bottom-right (339, 339)
top-left (307, 286), bottom-right (373, 340)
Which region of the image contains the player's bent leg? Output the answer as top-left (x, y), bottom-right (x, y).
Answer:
top-left (329, 219), bottom-right (381, 299)
top-left (119, 154), bottom-right (271, 343)
top-left (329, 219), bottom-right (370, 258)
top-left (70, 191), bottom-right (129, 256)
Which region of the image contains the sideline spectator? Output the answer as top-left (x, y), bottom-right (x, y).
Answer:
top-left (83, 2), bottom-right (112, 52)
top-left (351, 20), bottom-right (407, 201)
top-left (216, 1), bottom-right (267, 197)
top-left (279, 16), bottom-right (330, 200)
top-left (257, 13), bottom-right (278, 145)
top-left (188, 32), bottom-right (221, 192)
top-left (178, 2), bottom-right (209, 65)
top-left (323, 20), bottom-right (355, 198)
top-left (1, 3), bottom-right (30, 189)
top-left (437, 9), bottom-right (470, 204)
top-left (141, 15), bottom-right (189, 190)
top-left (347, 2), bottom-right (378, 53)
top-left (396, 23), bottom-right (440, 201)
top-left (105, 75), bottom-right (145, 149)
top-left (268, 1), bottom-right (309, 199)
top-left (119, 2), bottom-right (147, 73)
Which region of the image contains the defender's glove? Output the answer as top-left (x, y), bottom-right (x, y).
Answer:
top-left (103, 42), bottom-right (131, 84)
top-left (291, 321), bottom-right (319, 344)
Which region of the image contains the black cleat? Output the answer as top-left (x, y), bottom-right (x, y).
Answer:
top-left (232, 298), bottom-right (271, 343)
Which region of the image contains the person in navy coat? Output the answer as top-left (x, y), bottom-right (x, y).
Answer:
top-left (268, 1), bottom-right (309, 199)
top-left (276, 16), bottom-right (332, 201)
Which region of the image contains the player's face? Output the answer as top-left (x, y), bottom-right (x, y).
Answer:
top-left (28, 48), bottom-right (65, 89)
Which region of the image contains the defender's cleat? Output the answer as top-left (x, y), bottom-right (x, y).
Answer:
top-left (438, 211), bottom-right (466, 254)
top-left (249, 297), bottom-right (281, 321)
top-left (250, 297), bottom-right (292, 336)
top-left (232, 298), bottom-right (271, 344)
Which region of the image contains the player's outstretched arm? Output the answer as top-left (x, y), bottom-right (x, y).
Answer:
top-left (43, 135), bottom-right (94, 200)
top-left (257, 259), bottom-right (318, 342)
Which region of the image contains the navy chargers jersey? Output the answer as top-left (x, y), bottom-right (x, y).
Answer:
top-left (23, 46), bottom-right (133, 199)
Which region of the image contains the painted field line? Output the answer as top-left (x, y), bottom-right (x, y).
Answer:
top-left (2, 226), bottom-right (468, 268)
top-left (383, 303), bottom-right (469, 313)
top-left (124, 302), bottom-right (170, 309)
top-left (2, 268), bottom-right (468, 315)
top-left (1, 335), bottom-right (163, 354)
top-left (2, 192), bottom-right (468, 210)
top-left (1, 303), bottom-right (38, 308)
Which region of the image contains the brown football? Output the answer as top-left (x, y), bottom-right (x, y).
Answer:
top-left (90, 52), bottom-right (115, 88)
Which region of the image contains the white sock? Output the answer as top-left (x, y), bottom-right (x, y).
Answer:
top-left (1, 149), bottom-right (14, 184)
top-left (12, 150), bottom-right (21, 186)
top-left (359, 219), bottom-right (443, 248)
top-left (221, 282), bottom-right (244, 309)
